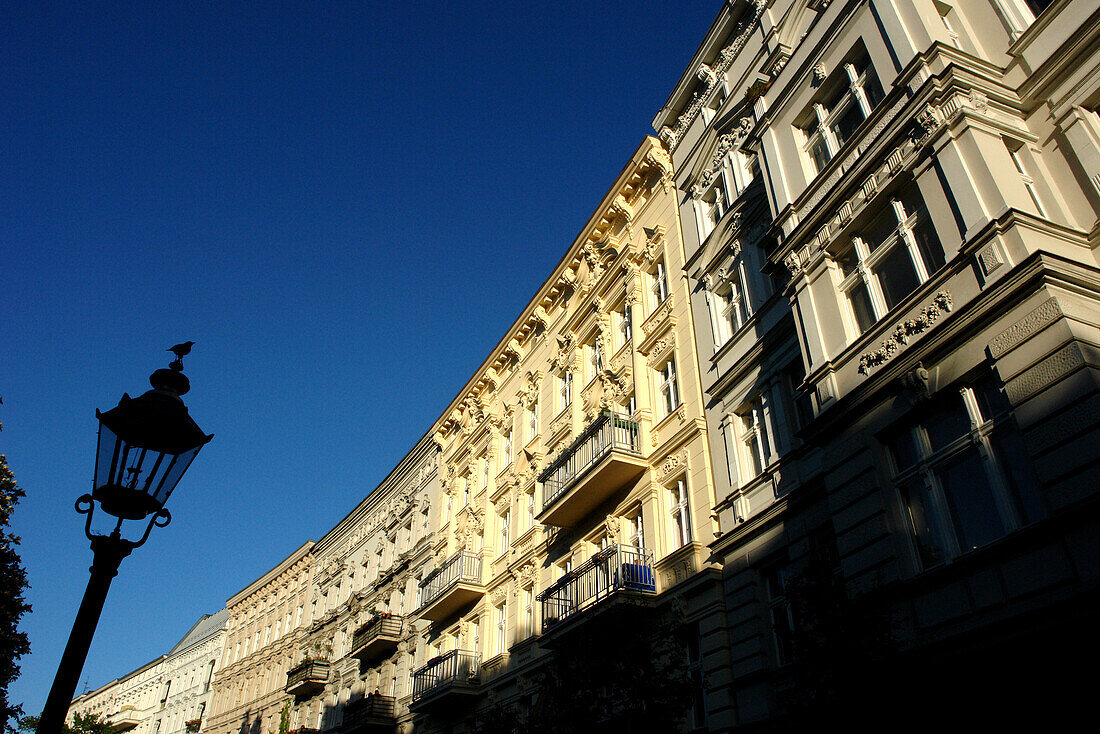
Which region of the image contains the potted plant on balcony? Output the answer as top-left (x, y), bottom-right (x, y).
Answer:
top-left (185, 719), bottom-right (201, 733)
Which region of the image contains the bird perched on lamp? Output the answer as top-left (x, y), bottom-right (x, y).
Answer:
top-left (168, 341), bottom-right (195, 371)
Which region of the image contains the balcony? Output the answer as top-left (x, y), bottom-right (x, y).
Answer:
top-left (349, 614), bottom-right (403, 662)
top-left (342, 694), bottom-right (395, 733)
top-left (285, 659), bottom-right (330, 697)
top-left (417, 551), bottom-right (483, 622)
top-left (537, 411), bottom-right (646, 527)
top-left (409, 649), bottom-right (480, 712)
top-left (106, 708), bottom-right (141, 733)
top-left (539, 545), bottom-right (656, 639)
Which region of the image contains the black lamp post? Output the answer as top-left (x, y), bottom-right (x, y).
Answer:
top-left (38, 353), bottom-right (213, 734)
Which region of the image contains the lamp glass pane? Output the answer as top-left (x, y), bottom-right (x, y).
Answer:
top-left (151, 445), bottom-right (202, 506)
top-left (94, 423), bottom-right (122, 492)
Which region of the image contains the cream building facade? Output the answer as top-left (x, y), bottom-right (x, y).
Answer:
top-left (295, 435), bottom-right (439, 733)
top-left (403, 135), bottom-right (725, 731)
top-left (654, 0), bottom-right (1100, 725)
top-left (74, 0), bottom-right (1100, 729)
top-left (154, 609), bottom-right (229, 734)
top-left (67, 656), bottom-right (166, 734)
top-left (205, 542), bottom-right (314, 734)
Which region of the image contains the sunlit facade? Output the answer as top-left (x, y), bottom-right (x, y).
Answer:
top-left (654, 0), bottom-right (1100, 724)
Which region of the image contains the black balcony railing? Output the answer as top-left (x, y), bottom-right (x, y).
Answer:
top-left (418, 551), bottom-right (481, 609)
top-left (351, 615), bottom-right (402, 658)
top-left (285, 659), bottom-right (329, 696)
top-left (538, 545), bottom-right (656, 631)
top-left (538, 411), bottom-right (640, 511)
top-left (343, 694), bottom-right (395, 728)
top-left (410, 649), bottom-right (480, 701)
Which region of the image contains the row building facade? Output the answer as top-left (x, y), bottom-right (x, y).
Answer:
top-left (71, 0), bottom-right (1099, 730)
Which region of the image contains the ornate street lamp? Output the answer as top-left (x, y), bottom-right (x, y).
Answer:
top-left (38, 350), bottom-right (213, 734)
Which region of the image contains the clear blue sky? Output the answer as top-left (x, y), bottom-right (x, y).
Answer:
top-left (2, 1), bottom-right (717, 712)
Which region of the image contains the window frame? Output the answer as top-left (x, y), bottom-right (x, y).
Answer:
top-left (832, 191), bottom-right (944, 337)
top-left (799, 55), bottom-right (884, 175)
top-left (650, 260), bottom-right (670, 310)
top-left (658, 358), bottom-right (681, 418)
top-left (669, 478), bottom-right (692, 548)
top-left (888, 379), bottom-right (1045, 571)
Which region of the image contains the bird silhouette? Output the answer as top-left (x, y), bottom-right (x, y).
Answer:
top-left (168, 341), bottom-right (195, 360)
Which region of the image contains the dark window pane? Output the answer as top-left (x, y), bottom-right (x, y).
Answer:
top-left (937, 448), bottom-right (1007, 552)
top-left (913, 217), bottom-right (945, 273)
top-left (888, 430), bottom-right (919, 470)
top-left (863, 71), bottom-right (885, 109)
top-left (900, 477), bottom-right (946, 568)
top-left (862, 206), bottom-right (899, 253)
top-left (874, 244), bottom-right (920, 310)
top-left (832, 101), bottom-right (865, 148)
top-left (837, 244), bottom-right (861, 278)
top-left (990, 426), bottom-right (1046, 526)
top-left (974, 374), bottom-right (1011, 420)
top-left (922, 396), bottom-right (971, 452)
top-left (849, 283), bottom-right (877, 333)
top-left (810, 135), bottom-right (831, 172)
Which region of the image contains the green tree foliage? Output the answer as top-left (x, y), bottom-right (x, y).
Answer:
top-left (277, 703), bottom-right (289, 734)
top-left (64, 712), bottom-right (112, 734)
top-left (0, 414), bottom-right (32, 734)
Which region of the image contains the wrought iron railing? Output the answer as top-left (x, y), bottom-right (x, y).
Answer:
top-left (351, 615), bottom-right (402, 653)
top-left (418, 551), bottom-right (481, 609)
top-left (286, 659), bottom-right (329, 689)
top-left (343, 694), bottom-right (395, 726)
top-left (538, 545), bottom-right (656, 630)
top-left (410, 649), bottom-right (480, 701)
top-left (538, 411), bottom-right (640, 511)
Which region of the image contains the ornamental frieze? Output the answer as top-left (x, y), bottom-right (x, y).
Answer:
top-left (858, 291), bottom-right (952, 375)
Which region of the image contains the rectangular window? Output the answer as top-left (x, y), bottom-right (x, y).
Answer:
top-left (650, 260), bottom-right (670, 308)
top-left (763, 563), bottom-right (795, 665)
top-left (589, 339), bottom-right (604, 381)
top-left (495, 601), bottom-right (507, 655)
top-left (834, 186), bottom-right (945, 335)
top-left (627, 507), bottom-right (645, 550)
top-left (659, 359), bottom-right (681, 417)
top-left (686, 623), bottom-right (706, 728)
top-left (1006, 140), bottom-right (1047, 217)
top-left (740, 396), bottom-right (772, 480)
top-left (559, 370), bottom-right (573, 411)
top-left (527, 402), bottom-right (539, 443)
top-left (888, 375), bottom-right (1044, 570)
top-left (670, 479), bottom-right (692, 548)
top-left (618, 302), bottom-right (632, 347)
top-left (799, 51), bottom-right (885, 175)
top-left (706, 264), bottom-right (750, 348)
top-left (523, 586), bottom-right (535, 638)
top-left (499, 508), bottom-right (510, 552)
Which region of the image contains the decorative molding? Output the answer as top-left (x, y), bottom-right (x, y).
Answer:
top-left (1006, 343), bottom-right (1086, 404)
top-left (658, 449), bottom-right (690, 483)
top-left (659, 2), bottom-right (766, 149)
top-left (645, 332), bottom-right (678, 368)
top-left (857, 291), bottom-right (953, 375)
top-left (989, 298), bottom-right (1063, 358)
top-left (641, 296), bottom-right (675, 337)
top-left (978, 243), bottom-right (1005, 276)
top-left (690, 130), bottom-right (746, 199)
top-left (812, 62), bottom-right (826, 82)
